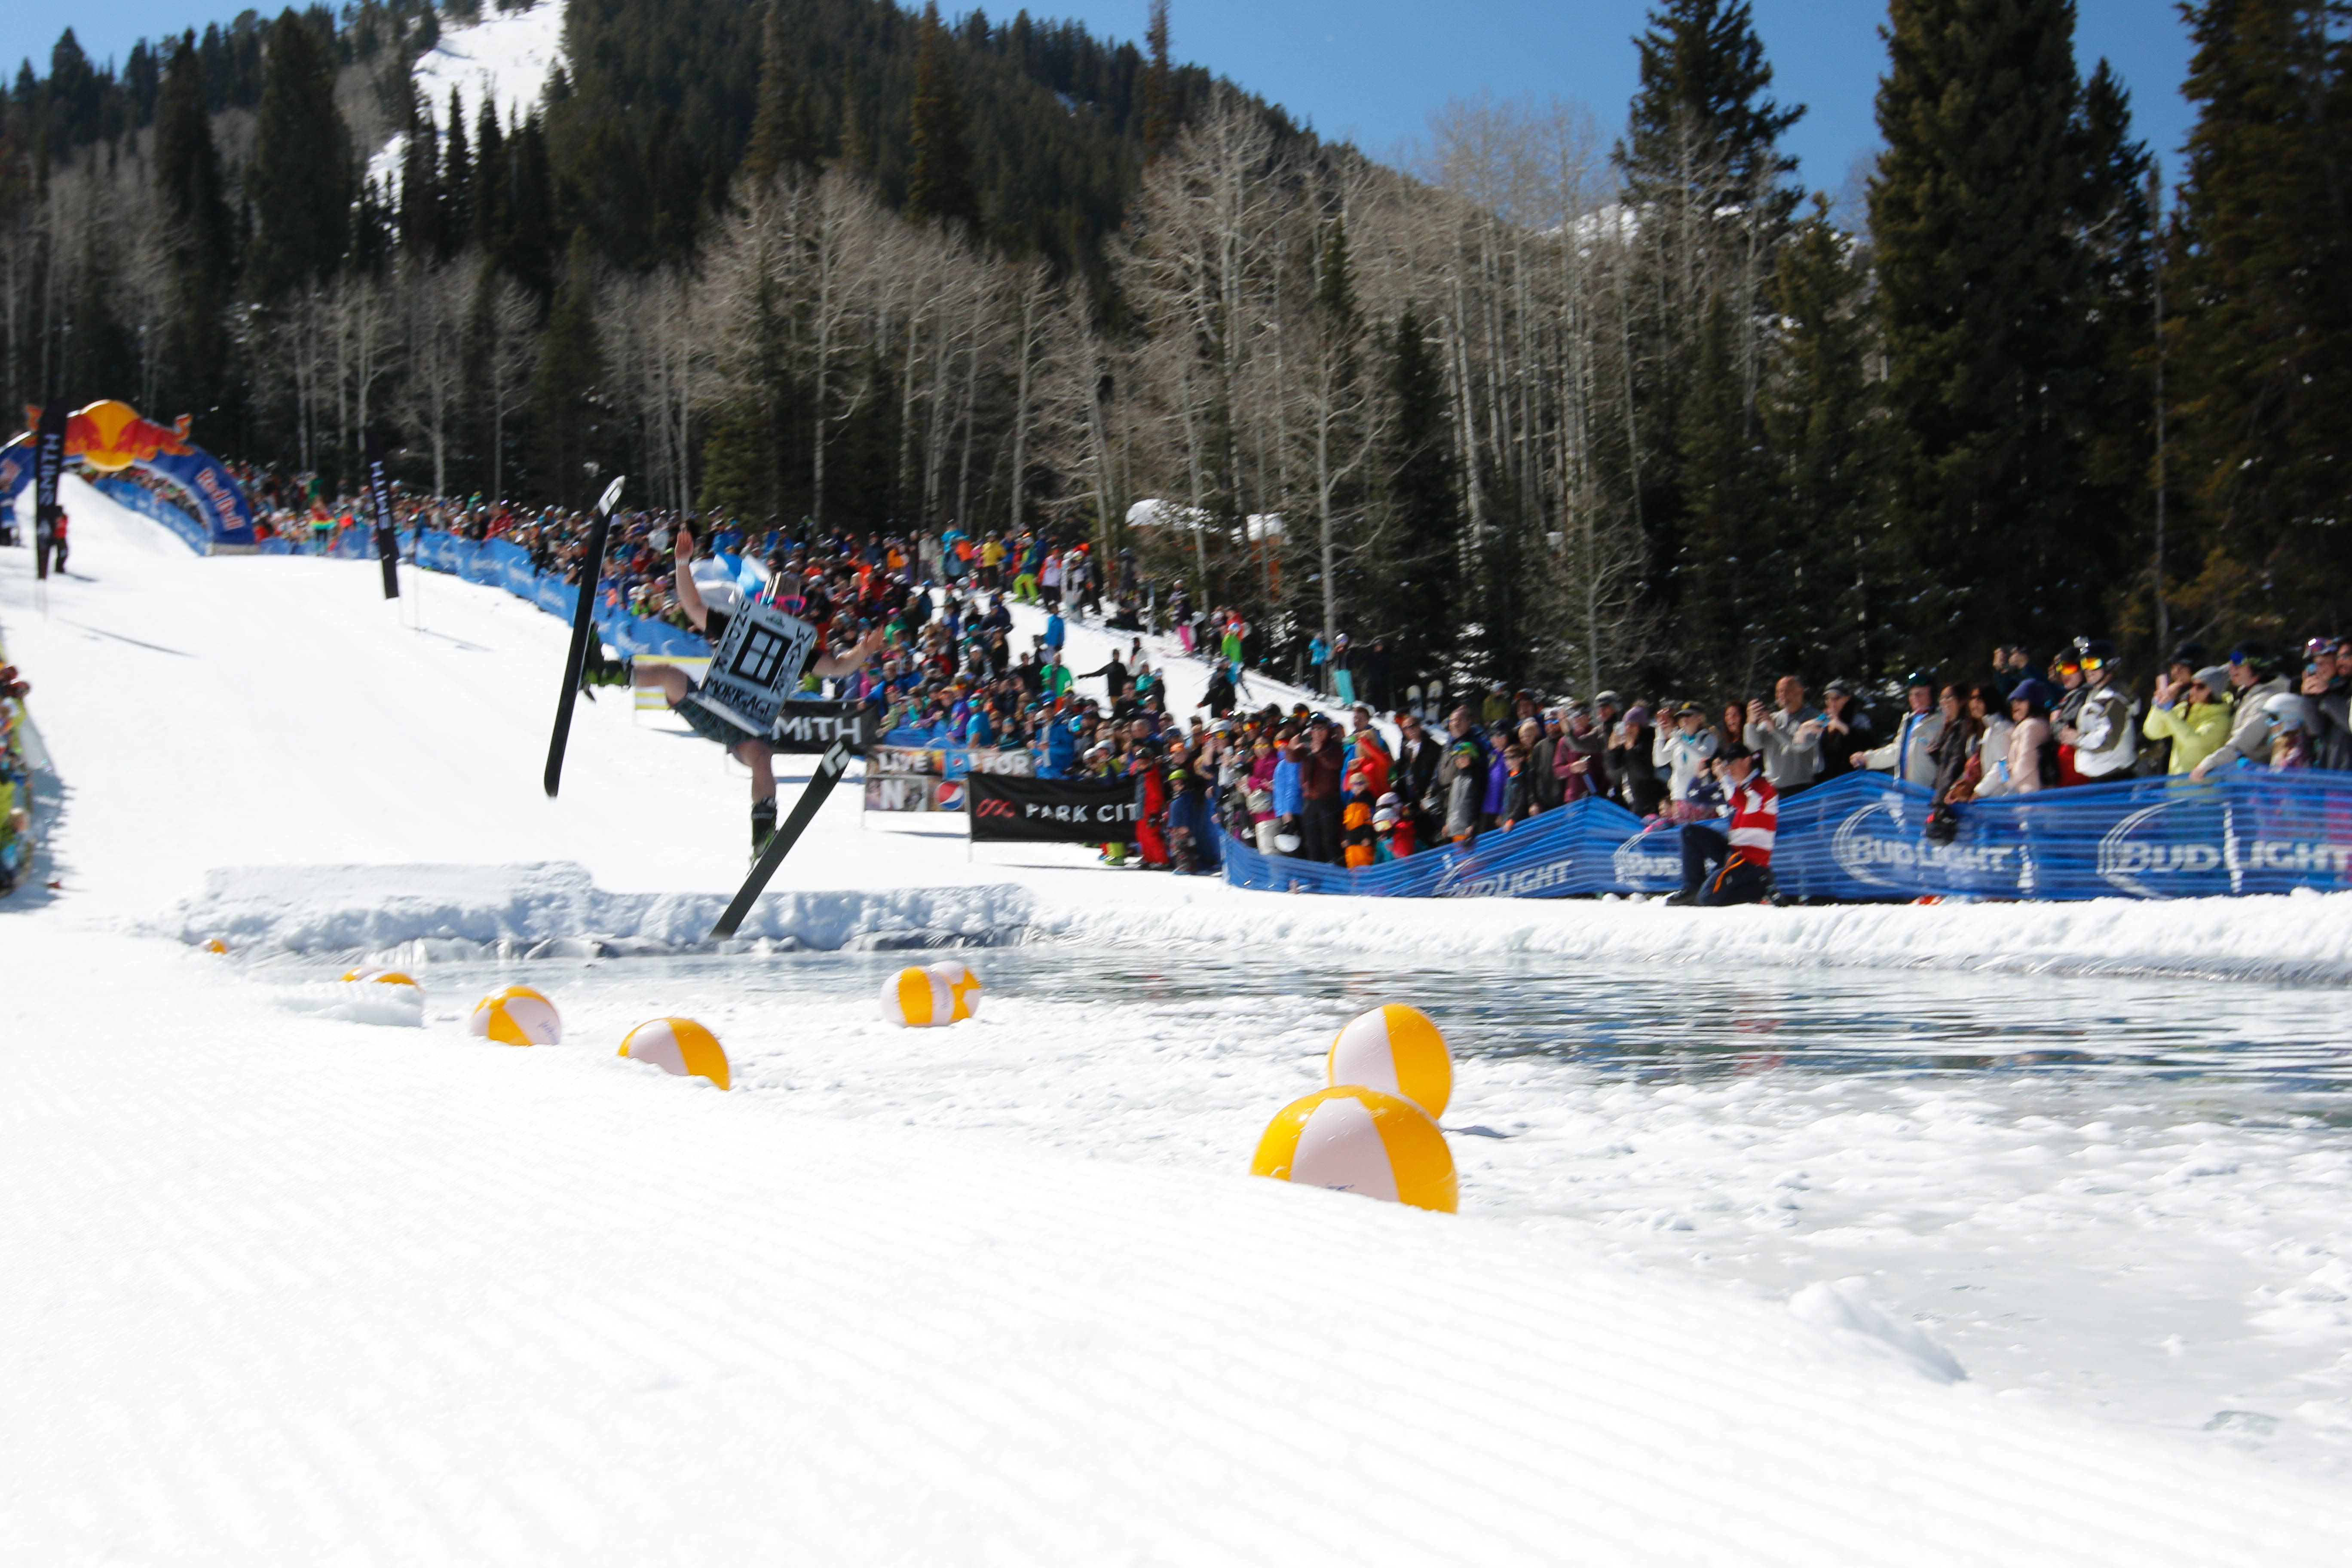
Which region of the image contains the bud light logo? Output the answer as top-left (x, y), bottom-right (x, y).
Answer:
top-left (1611, 833), bottom-right (1680, 889)
top-left (1832, 800), bottom-right (2021, 891)
top-left (2096, 799), bottom-right (2227, 898)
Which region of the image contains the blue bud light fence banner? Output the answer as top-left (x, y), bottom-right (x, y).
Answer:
top-left (1220, 769), bottom-right (2352, 902)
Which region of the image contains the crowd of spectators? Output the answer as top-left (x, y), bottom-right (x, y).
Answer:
top-left (214, 462), bottom-right (2352, 895)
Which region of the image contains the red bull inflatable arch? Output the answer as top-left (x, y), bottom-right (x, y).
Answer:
top-left (1, 399), bottom-right (259, 552)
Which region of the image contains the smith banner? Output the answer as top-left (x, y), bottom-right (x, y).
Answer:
top-left (968, 773), bottom-right (1142, 843)
top-left (773, 699), bottom-right (879, 754)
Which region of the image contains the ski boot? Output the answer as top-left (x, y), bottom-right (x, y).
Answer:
top-left (581, 641), bottom-right (633, 699)
top-left (750, 796), bottom-right (778, 859)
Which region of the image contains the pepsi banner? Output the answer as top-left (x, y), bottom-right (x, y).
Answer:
top-left (1218, 769), bottom-right (2352, 902)
top-left (968, 772), bottom-right (1142, 842)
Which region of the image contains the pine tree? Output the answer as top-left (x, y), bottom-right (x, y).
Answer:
top-left (2072, 60), bottom-right (2157, 639)
top-left (154, 34), bottom-right (236, 424)
top-left (442, 87), bottom-right (471, 255)
top-left (1366, 305), bottom-right (1461, 689)
top-left (741, 0), bottom-right (813, 192)
top-left (1871, 0), bottom-right (2116, 658)
top-left (1620, 0), bottom-right (1803, 216)
top-left (531, 232), bottom-right (606, 507)
top-left (905, 4), bottom-right (979, 232)
top-left (1673, 291), bottom-right (1767, 684)
top-left (1761, 198), bottom-right (1884, 679)
top-left (245, 9), bottom-right (352, 301)
top-left (1141, 0), bottom-right (1176, 157)
top-left (2168, 0), bottom-right (2352, 631)
top-left (1615, 0), bottom-right (1804, 665)
top-left (399, 92), bottom-right (443, 259)
top-left (469, 98), bottom-right (505, 255)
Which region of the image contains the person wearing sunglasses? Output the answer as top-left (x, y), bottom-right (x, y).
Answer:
top-left (2057, 638), bottom-right (2138, 782)
top-left (2190, 642), bottom-right (2293, 780)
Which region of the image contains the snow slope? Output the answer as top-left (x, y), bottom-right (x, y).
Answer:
top-left (8, 482), bottom-right (2352, 1560)
top-left (368, 0), bottom-right (569, 192)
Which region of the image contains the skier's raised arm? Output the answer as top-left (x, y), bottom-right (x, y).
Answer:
top-left (816, 624), bottom-right (888, 677)
top-left (671, 525), bottom-right (707, 631)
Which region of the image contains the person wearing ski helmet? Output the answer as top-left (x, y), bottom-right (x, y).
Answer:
top-left (2058, 637), bottom-right (2138, 781)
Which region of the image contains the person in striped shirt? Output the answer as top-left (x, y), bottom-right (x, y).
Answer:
top-left (1667, 742), bottom-right (1779, 906)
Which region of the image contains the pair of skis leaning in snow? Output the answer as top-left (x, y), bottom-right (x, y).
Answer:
top-left (585, 522), bottom-right (885, 854)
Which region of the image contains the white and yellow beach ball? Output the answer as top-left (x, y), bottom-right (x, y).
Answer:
top-left (1327, 1003), bottom-right (1452, 1118)
top-left (1250, 1086), bottom-right (1457, 1213)
top-left (619, 1017), bottom-right (732, 1090)
top-left (341, 966), bottom-right (421, 991)
top-left (882, 965), bottom-right (954, 1027)
top-left (469, 985), bottom-right (563, 1047)
top-left (928, 959), bottom-right (983, 1021)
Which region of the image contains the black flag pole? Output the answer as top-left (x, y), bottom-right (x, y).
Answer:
top-left (361, 428), bottom-right (400, 600)
top-left (31, 400), bottom-right (67, 593)
top-left (542, 475), bottom-right (627, 798)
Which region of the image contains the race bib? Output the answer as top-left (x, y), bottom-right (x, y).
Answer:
top-left (697, 601), bottom-right (821, 737)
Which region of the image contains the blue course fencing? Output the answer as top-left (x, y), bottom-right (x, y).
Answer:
top-left (89, 476), bottom-right (214, 555)
top-left (407, 531), bottom-right (712, 658)
top-left (1221, 769), bottom-right (2352, 902)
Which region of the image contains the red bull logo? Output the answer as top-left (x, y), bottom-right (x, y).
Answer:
top-left (20, 399), bottom-right (195, 474)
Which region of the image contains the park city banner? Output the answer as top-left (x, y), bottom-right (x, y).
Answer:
top-left (773, 699), bottom-right (880, 754)
top-left (968, 772), bottom-right (1142, 843)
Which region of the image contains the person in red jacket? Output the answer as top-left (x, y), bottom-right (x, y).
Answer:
top-left (1668, 742), bottom-right (1777, 906)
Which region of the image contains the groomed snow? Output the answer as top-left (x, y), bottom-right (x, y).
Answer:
top-left (7, 481), bottom-right (2352, 1561)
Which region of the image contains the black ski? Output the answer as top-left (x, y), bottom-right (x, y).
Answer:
top-left (710, 741), bottom-right (851, 940)
top-left (542, 475), bottom-right (627, 798)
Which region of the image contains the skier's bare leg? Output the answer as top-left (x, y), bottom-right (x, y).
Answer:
top-left (636, 663), bottom-right (692, 704)
top-left (735, 738), bottom-right (776, 802)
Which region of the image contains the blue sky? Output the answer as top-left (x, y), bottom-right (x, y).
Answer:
top-left (10, 0), bottom-right (2196, 193)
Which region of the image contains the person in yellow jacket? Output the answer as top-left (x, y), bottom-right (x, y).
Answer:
top-left (2143, 664), bottom-right (2233, 775)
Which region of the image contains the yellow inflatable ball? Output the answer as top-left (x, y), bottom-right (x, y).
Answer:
top-left (1251, 1086), bottom-right (1457, 1213)
top-left (619, 1017), bottom-right (731, 1090)
top-left (1327, 1003), bottom-right (1453, 1118)
top-left (928, 959), bottom-right (983, 1022)
top-left (882, 965), bottom-right (956, 1027)
top-left (203, 939), bottom-right (230, 955)
top-left (341, 967), bottom-right (422, 990)
top-left (469, 985), bottom-right (563, 1047)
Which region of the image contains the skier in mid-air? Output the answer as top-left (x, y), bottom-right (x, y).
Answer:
top-left (588, 524), bottom-right (882, 851)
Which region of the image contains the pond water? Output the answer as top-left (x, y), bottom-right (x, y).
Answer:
top-left (269, 942), bottom-right (2352, 1475)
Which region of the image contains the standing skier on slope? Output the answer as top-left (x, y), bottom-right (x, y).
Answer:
top-left (587, 524), bottom-right (883, 852)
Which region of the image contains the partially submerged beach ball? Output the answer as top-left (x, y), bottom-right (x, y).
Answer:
top-left (341, 967), bottom-right (421, 991)
top-left (619, 1017), bottom-right (731, 1090)
top-left (1251, 1086), bottom-right (1457, 1213)
top-left (469, 985), bottom-right (563, 1047)
top-left (202, 939), bottom-right (230, 955)
top-left (1327, 1004), bottom-right (1453, 1118)
top-left (882, 965), bottom-right (959, 1027)
top-left (928, 959), bottom-right (983, 1021)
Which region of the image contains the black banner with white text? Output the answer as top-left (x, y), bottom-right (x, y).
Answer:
top-left (967, 772), bottom-right (1141, 842)
top-left (772, 699), bottom-right (880, 754)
